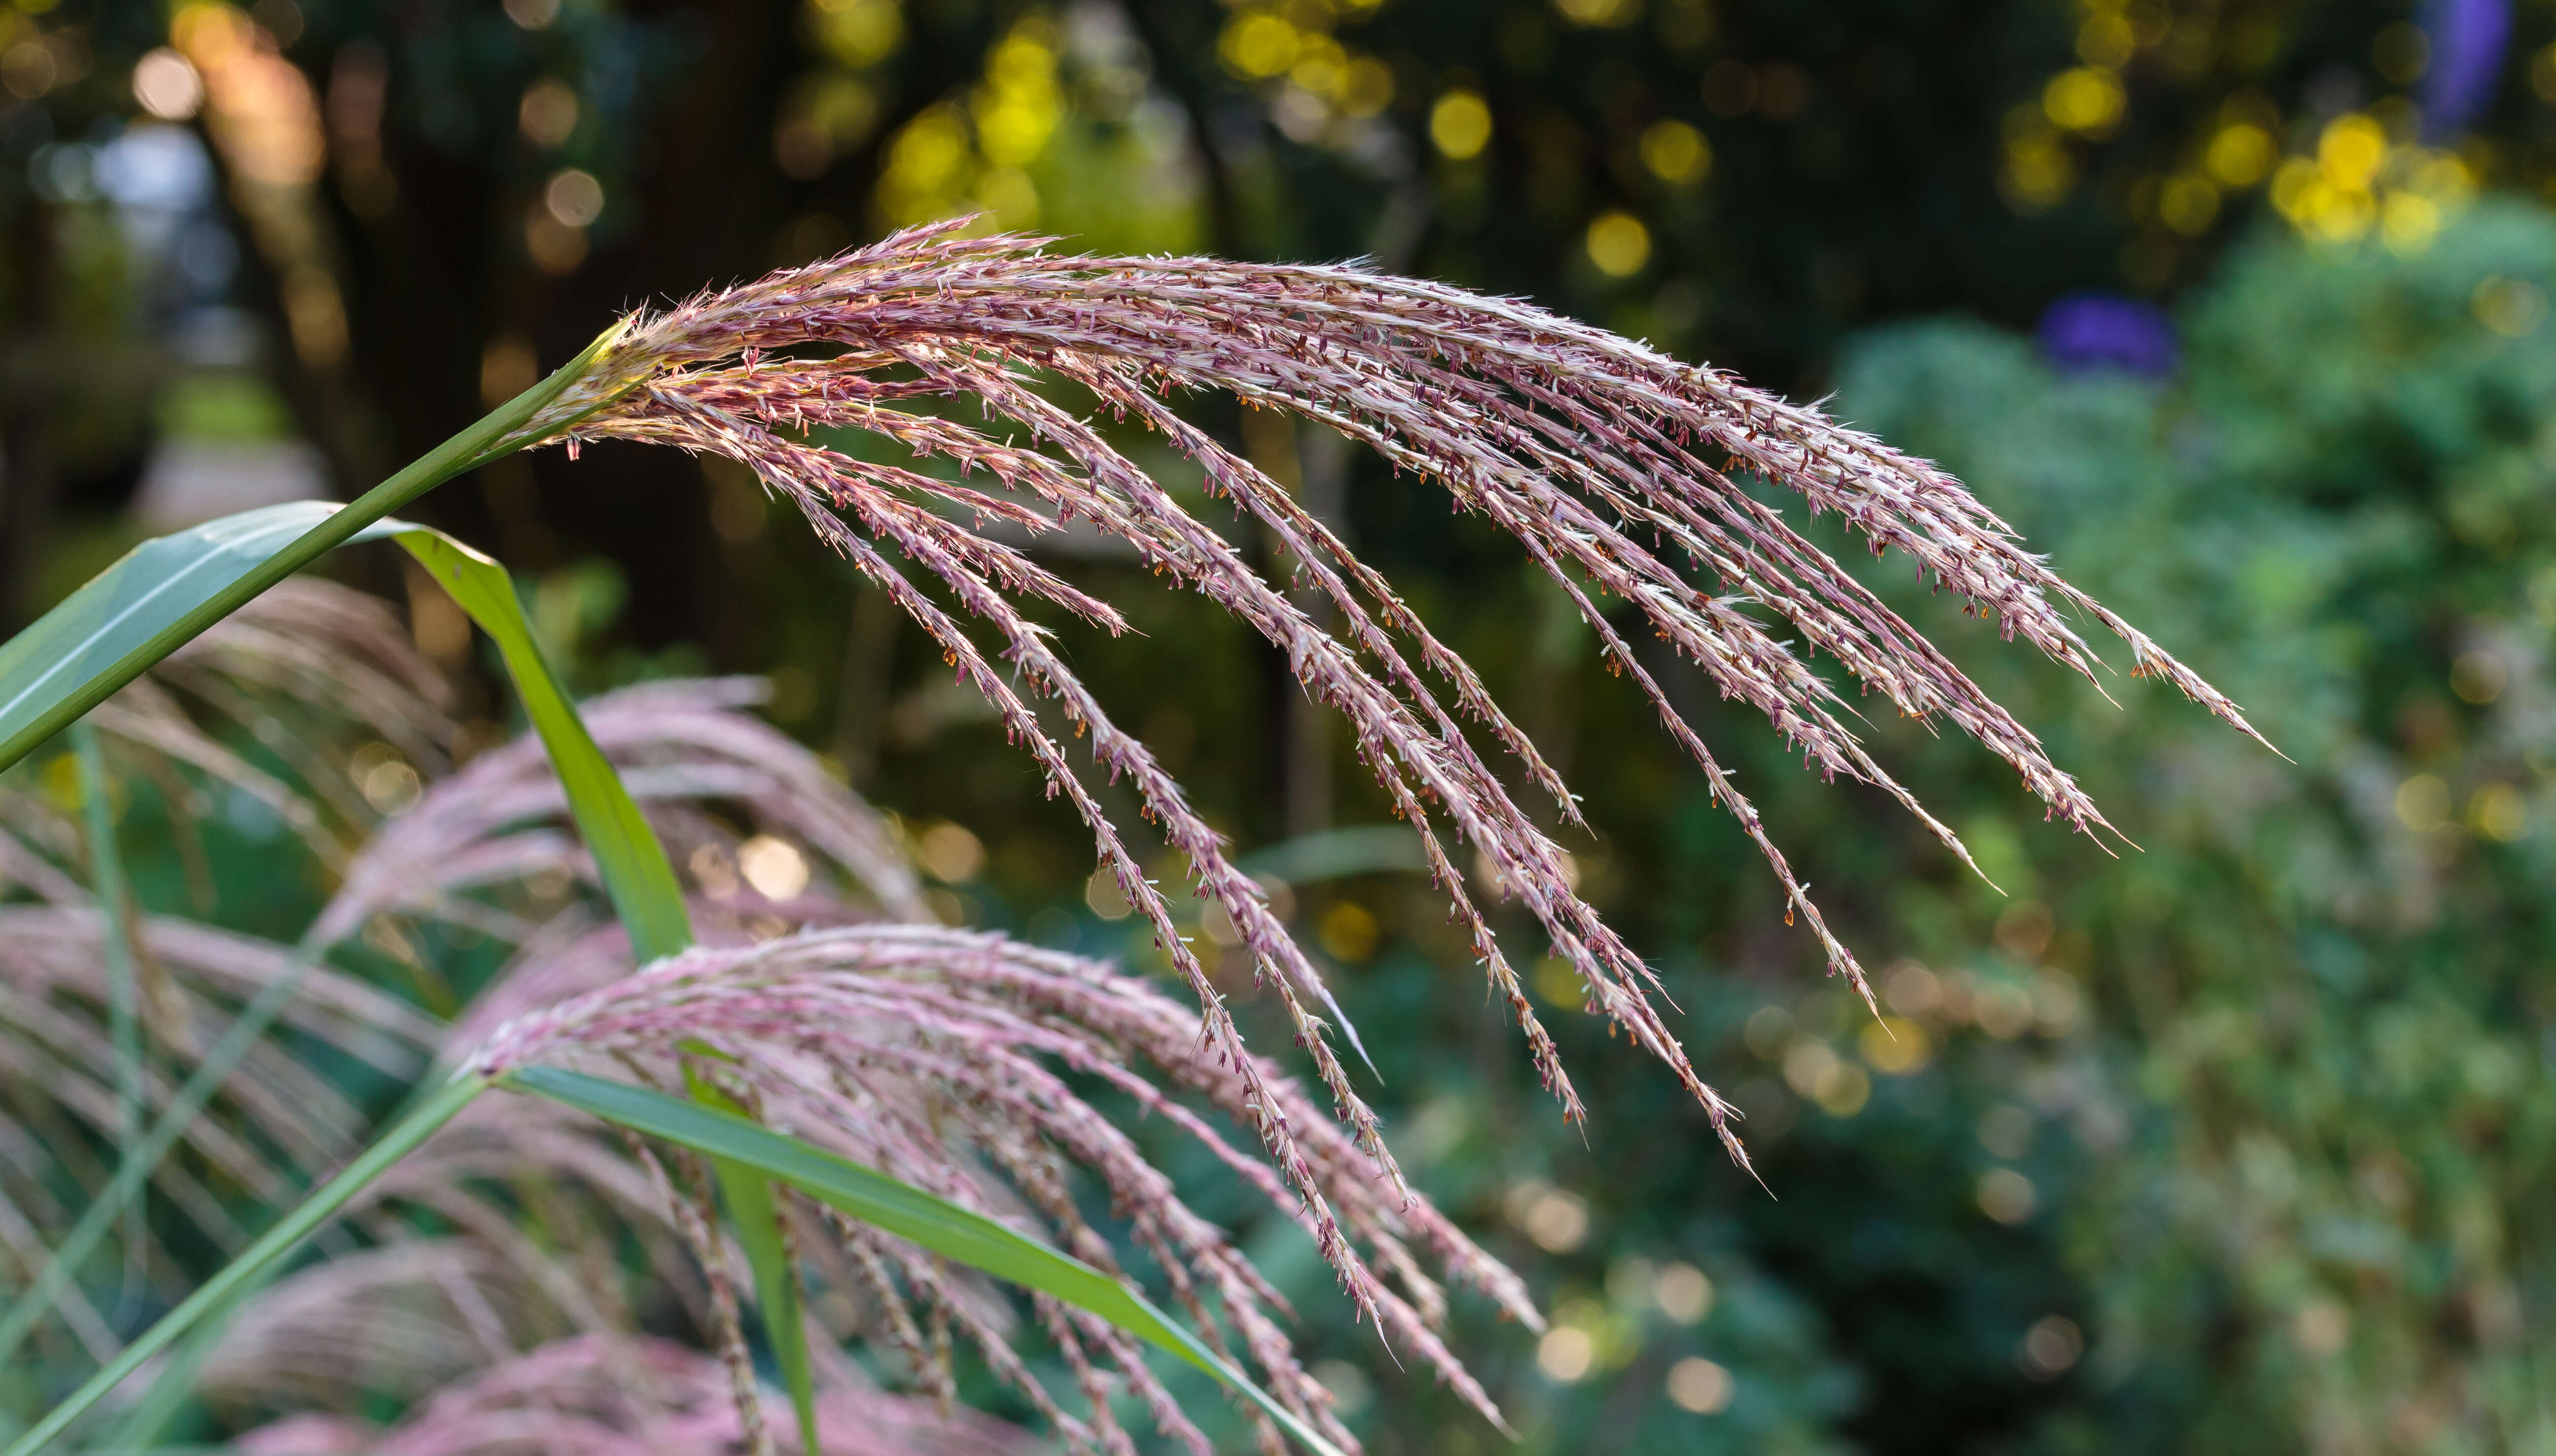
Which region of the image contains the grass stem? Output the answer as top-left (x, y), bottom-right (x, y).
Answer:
top-left (68, 724), bottom-right (145, 1310)
top-left (0, 1073), bottom-right (490, 1456)
top-left (0, 322), bottom-right (624, 779)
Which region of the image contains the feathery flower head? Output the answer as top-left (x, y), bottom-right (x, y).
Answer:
top-left (509, 220), bottom-right (2260, 1207)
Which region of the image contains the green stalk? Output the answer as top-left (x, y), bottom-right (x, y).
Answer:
top-left (0, 322), bottom-right (626, 779)
top-left (0, 935), bottom-right (330, 1365)
top-left (69, 723), bottom-right (145, 1305)
top-left (0, 1073), bottom-right (490, 1456)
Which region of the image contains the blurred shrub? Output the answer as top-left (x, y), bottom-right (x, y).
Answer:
top-left (1833, 199), bottom-right (2556, 1453)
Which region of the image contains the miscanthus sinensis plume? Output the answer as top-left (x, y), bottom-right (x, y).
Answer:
top-left (504, 217), bottom-right (2258, 1254)
top-left (469, 925), bottom-right (1535, 1453)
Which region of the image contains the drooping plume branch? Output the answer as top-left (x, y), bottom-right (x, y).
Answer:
top-left (470, 925), bottom-right (1538, 1453)
top-left (504, 220), bottom-right (2255, 1209)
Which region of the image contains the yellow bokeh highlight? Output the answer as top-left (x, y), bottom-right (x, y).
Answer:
top-left (1553, 0), bottom-right (1640, 27)
top-left (1337, 57), bottom-right (1393, 117)
top-left (2381, 192), bottom-right (2440, 256)
top-left (1220, 11), bottom-right (1299, 78)
top-left (972, 165), bottom-right (1038, 225)
top-left (1317, 900), bottom-right (1380, 961)
top-left (2268, 110), bottom-right (2472, 251)
top-left (2472, 784), bottom-right (2529, 842)
top-left (1640, 119), bottom-right (1712, 186)
top-left (2204, 122), bottom-right (2274, 187)
top-left (2001, 105), bottom-right (2075, 212)
top-left (971, 26), bottom-right (1061, 169)
top-left (1286, 31), bottom-right (1347, 98)
top-left (2076, 12), bottom-right (2133, 68)
top-left (881, 105), bottom-right (968, 198)
top-left (811, 0), bottom-right (902, 69)
top-left (2318, 114), bottom-right (2385, 190)
top-left (1216, 6), bottom-right (1394, 133)
top-left (2159, 174), bottom-right (2219, 236)
top-left (1530, 955), bottom-right (1584, 1008)
top-left (874, 16), bottom-right (1071, 231)
top-left (2396, 774), bottom-right (2451, 833)
top-left (2474, 274), bottom-right (2547, 337)
top-left (1586, 211), bottom-right (1652, 276)
top-left (1859, 1017), bottom-right (1933, 1075)
top-left (1431, 88), bottom-right (1492, 159)
top-left (2043, 67), bottom-right (2125, 135)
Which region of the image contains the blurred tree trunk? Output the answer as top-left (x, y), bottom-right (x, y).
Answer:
top-left (0, 195), bottom-right (56, 634)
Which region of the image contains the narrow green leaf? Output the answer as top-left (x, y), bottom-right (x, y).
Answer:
top-left (396, 534), bottom-right (844, 1443)
top-left (71, 723), bottom-right (146, 1302)
top-left (0, 497), bottom-right (689, 962)
top-left (0, 322), bottom-right (623, 779)
top-left (690, 1073), bottom-right (821, 1456)
top-left (504, 1066), bottom-right (1350, 1456)
top-left (391, 530), bottom-right (692, 962)
top-left (395, 534), bottom-right (828, 1441)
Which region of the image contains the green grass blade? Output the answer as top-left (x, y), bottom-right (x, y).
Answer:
top-left (0, 322), bottom-right (623, 779)
top-left (504, 1066), bottom-right (1350, 1456)
top-left (0, 503), bottom-right (695, 969)
top-left (70, 723), bottom-right (146, 1304)
top-left (390, 536), bottom-right (841, 1435)
top-left (690, 1073), bottom-right (820, 1456)
top-left (0, 1075), bottom-right (490, 1456)
top-left (391, 529), bottom-right (691, 962)
top-left (401, 527), bottom-right (817, 1435)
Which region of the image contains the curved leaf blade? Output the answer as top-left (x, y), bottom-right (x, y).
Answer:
top-left (0, 322), bottom-right (621, 779)
top-left (391, 529), bottom-right (691, 962)
top-left (0, 498), bottom-right (692, 959)
top-left (0, 503), bottom-right (389, 761)
top-left (503, 1065), bottom-right (1350, 1456)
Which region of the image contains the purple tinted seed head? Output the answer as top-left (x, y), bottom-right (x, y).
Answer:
top-left (516, 219), bottom-right (2259, 1208)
